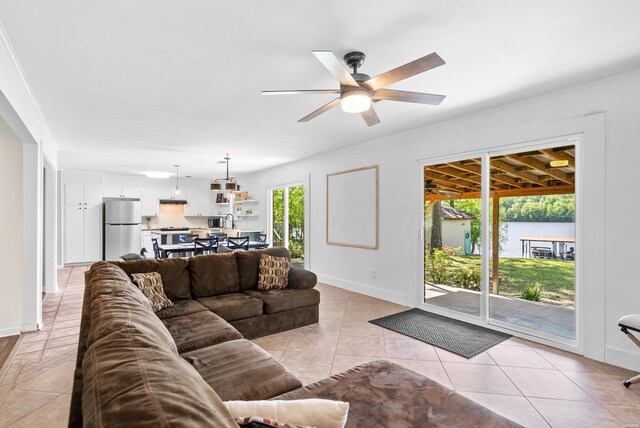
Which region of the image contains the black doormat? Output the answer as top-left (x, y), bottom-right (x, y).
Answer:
top-left (369, 308), bottom-right (511, 358)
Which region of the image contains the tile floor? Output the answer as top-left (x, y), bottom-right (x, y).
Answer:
top-left (0, 265), bottom-right (639, 427)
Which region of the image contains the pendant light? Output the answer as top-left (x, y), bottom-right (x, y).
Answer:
top-left (210, 154), bottom-right (240, 192)
top-left (173, 165), bottom-right (182, 195)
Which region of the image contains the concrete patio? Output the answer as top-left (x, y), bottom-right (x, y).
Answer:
top-left (425, 283), bottom-right (576, 340)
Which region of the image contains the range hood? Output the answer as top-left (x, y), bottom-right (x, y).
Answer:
top-left (159, 199), bottom-right (187, 205)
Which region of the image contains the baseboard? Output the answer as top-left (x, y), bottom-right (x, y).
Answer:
top-left (0, 325), bottom-right (21, 338)
top-left (20, 321), bottom-right (40, 333)
top-left (606, 345), bottom-right (640, 372)
top-left (316, 273), bottom-right (407, 306)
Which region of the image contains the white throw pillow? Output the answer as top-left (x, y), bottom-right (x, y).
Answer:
top-left (224, 399), bottom-right (349, 428)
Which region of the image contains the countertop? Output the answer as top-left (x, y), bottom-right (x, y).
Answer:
top-left (142, 228), bottom-right (262, 234)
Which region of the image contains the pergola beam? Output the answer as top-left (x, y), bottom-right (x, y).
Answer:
top-left (540, 148), bottom-right (576, 167)
top-left (424, 184), bottom-right (575, 201)
top-left (489, 159), bottom-right (547, 185)
top-left (506, 154), bottom-right (574, 185)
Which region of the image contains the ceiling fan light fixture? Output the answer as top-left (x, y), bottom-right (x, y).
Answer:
top-left (549, 160), bottom-right (569, 168)
top-left (340, 89), bottom-right (371, 113)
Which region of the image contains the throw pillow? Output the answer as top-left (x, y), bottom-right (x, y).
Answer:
top-left (225, 399), bottom-right (349, 428)
top-left (257, 254), bottom-right (291, 290)
top-left (217, 245), bottom-right (234, 253)
top-left (235, 416), bottom-right (312, 428)
top-left (130, 272), bottom-right (174, 312)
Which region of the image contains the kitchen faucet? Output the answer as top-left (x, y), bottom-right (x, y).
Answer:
top-left (224, 213), bottom-right (235, 229)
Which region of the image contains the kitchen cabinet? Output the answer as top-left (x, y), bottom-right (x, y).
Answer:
top-left (65, 204), bottom-right (102, 263)
top-left (103, 185), bottom-right (140, 199)
top-left (158, 189), bottom-right (187, 201)
top-left (185, 189), bottom-right (211, 216)
top-left (64, 183), bottom-right (103, 263)
top-left (140, 188), bottom-right (159, 217)
top-left (65, 183), bottom-right (102, 206)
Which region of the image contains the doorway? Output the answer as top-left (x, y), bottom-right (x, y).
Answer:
top-left (42, 156), bottom-right (57, 293)
top-left (420, 140), bottom-right (577, 345)
top-left (267, 183), bottom-right (307, 269)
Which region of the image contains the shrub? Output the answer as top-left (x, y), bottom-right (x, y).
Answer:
top-left (521, 283), bottom-right (542, 301)
top-left (454, 265), bottom-right (481, 291)
top-left (288, 240), bottom-right (304, 259)
top-left (425, 246), bottom-right (462, 284)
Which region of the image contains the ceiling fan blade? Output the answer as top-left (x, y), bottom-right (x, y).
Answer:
top-left (364, 52), bottom-right (446, 91)
top-left (372, 89), bottom-right (446, 105)
top-left (262, 89), bottom-right (340, 95)
top-left (360, 105), bottom-right (381, 127)
top-left (298, 97), bottom-right (341, 123)
top-left (312, 51), bottom-right (359, 87)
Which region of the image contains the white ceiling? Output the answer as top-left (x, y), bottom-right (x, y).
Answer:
top-left (1, 1), bottom-right (640, 179)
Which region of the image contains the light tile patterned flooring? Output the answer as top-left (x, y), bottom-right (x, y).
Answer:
top-left (0, 265), bottom-right (639, 427)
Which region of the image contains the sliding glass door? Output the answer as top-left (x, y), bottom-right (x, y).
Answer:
top-left (421, 141), bottom-right (577, 344)
top-left (424, 156), bottom-right (482, 318)
top-left (488, 146), bottom-right (576, 340)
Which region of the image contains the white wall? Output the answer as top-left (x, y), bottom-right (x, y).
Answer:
top-left (0, 115), bottom-right (23, 336)
top-left (243, 69), bottom-right (640, 370)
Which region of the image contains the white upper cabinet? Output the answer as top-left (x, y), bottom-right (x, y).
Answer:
top-left (65, 183), bottom-right (103, 206)
top-left (185, 189), bottom-right (211, 216)
top-left (141, 188), bottom-right (159, 217)
top-left (84, 184), bottom-right (104, 205)
top-left (65, 183), bottom-right (84, 205)
top-left (102, 185), bottom-right (122, 198)
top-left (103, 185), bottom-right (140, 199)
top-left (158, 189), bottom-right (186, 200)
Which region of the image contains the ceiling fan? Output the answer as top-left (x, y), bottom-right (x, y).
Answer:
top-left (263, 50), bottom-right (446, 127)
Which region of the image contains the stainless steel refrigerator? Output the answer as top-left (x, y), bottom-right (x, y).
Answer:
top-left (104, 198), bottom-right (142, 260)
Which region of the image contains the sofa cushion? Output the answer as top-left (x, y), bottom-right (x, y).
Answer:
top-left (274, 360), bottom-right (522, 428)
top-left (154, 299), bottom-right (208, 320)
top-left (182, 339), bottom-right (302, 401)
top-left (257, 254), bottom-right (291, 290)
top-left (197, 293), bottom-right (264, 321)
top-left (111, 258), bottom-right (192, 300)
top-left (244, 289), bottom-right (320, 314)
top-left (82, 329), bottom-right (238, 428)
top-left (161, 310), bottom-right (243, 354)
top-left (131, 272), bottom-right (174, 312)
top-left (235, 247), bottom-right (291, 291)
top-left (87, 262), bottom-right (178, 354)
top-left (189, 253), bottom-right (240, 297)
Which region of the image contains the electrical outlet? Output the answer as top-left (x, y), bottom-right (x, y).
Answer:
top-left (371, 270), bottom-right (376, 279)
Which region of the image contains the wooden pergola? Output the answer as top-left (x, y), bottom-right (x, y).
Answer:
top-left (424, 145), bottom-right (575, 294)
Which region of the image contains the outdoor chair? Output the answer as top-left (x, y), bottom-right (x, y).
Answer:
top-left (618, 315), bottom-right (640, 388)
top-left (227, 236), bottom-right (249, 250)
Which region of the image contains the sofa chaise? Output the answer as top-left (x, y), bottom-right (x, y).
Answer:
top-left (68, 249), bottom-right (521, 427)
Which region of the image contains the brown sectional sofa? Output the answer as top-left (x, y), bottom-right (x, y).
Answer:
top-left (69, 250), bottom-right (522, 427)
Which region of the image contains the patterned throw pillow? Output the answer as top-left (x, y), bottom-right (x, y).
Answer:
top-left (257, 254), bottom-right (291, 290)
top-left (235, 416), bottom-right (313, 428)
top-left (130, 272), bottom-right (174, 312)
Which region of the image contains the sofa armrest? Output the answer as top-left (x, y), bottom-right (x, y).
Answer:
top-left (288, 267), bottom-right (317, 289)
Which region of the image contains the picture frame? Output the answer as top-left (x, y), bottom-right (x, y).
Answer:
top-left (216, 193), bottom-right (224, 203)
top-left (326, 164), bottom-right (379, 249)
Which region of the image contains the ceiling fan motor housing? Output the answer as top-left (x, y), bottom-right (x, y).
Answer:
top-left (343, 51), bottom-right (366, 71)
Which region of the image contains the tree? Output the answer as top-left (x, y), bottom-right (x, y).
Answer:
top-left (430, 200), bottom-right (442, 251)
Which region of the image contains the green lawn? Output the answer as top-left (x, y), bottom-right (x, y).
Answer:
top-left (445, 255), bottom-right (575, 306)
